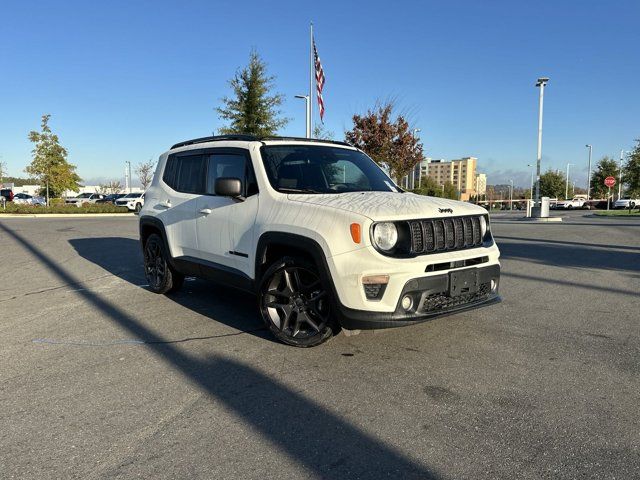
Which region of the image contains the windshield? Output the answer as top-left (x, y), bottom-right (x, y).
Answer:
top-left (77, 193), bottom-right (93, 198)
top-left (260, 145), bottom-right (400, 194)
top-left (124, 193), bottom-right (141, 198)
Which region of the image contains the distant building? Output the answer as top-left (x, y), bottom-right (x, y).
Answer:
top-left (426, 157), bottom-right (478, 201)
top-left (475, 173), bottom-right (487, 197)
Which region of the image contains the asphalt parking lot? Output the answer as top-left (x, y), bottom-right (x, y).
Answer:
top-left (1, 212), bottom-right (638, 479)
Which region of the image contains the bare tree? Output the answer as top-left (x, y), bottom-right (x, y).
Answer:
top-left (99, 180), bottom-right (123, 194)
top-left (136, 160), bottom-right (155, 190)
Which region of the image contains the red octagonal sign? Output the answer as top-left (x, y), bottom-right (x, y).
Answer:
top-left (604, 176), bottom-right (616, 188)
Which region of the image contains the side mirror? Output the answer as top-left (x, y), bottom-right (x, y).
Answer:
top-left (215, 177), bottom-right (243, 198)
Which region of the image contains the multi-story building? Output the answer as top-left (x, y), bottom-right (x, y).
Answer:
top-left (426, 157), bottom-right (477, 200)
top-left (475, 173), bottom-right (487, 197)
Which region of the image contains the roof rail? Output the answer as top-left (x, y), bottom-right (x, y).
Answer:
top-left (170, 135), bottom-right (258, 149)
top-left (170, 134), bottom-right (353, 150)
top-left (260, 136), bottom-right (353, 147)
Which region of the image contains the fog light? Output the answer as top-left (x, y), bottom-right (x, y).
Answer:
top-left (401, 295), bottom-right (413, 311)
top-left (491, 279), bottom-right (497, 292)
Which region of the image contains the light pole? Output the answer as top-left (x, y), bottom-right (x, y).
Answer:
top-left (534, 77), bottom-right (549, 204)
top-left (565, 163), bottom-right (574, 199)
top-left (295, 95), bottom-right (311, 138)
top-left (527, 164), bottom-right (534, 199)
top-left (125, 161), bottom-right (132, 193)
top-left (585, 144), bottom-right (592, 203)
top-left (509, 179), bottom-right (514, 211)
top-left (411, 128), bottom-right (421, 189)
top-left (618, 150), bottom-right (624, 200)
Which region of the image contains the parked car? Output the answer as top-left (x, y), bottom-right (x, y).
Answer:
top-left (139, 135), bottom-right (501, 347)
top-left (553, 197), bottom-right (586, 209)
top-left (65, 192), bottom-right (105, 207)
top-left (613, 196), bottom-right (640, 209)
top-left (96, 193), bottom-right (127, 204)
top-left (115, 192), bottom-right (144, 212)
top-left (0, 188), bottom-right (14, 202)
top-left (13, 193), bottom-right (46, 206)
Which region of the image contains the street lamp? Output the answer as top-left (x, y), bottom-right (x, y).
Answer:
top-left (411, 128), bottom-right (421, 189)
top-left (125, 161), bottom-right (132, 193)
top-left (565, 163), bottom-right (574, 199)
top-left (534, 77), bottom-right (549, 204)
top-left (585, 144), bottom-right (592, 203)
top-left (527, 164), bottom-right (535, 199)
top-left (295, 95), bottom-right (311, 138)
top-left (618, 150), bottom-right (624, 200)
top-left (509, 179), bottom-right (514, 211)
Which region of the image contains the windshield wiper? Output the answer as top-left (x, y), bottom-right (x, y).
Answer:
top-left (278, 187), bottom-right (322, 194)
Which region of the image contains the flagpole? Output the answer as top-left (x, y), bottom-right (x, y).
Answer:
top-left (309, 22), bottom-right (314, 138)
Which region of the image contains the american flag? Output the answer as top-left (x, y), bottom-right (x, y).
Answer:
top-left (313, 38), bottom-right (325, 123)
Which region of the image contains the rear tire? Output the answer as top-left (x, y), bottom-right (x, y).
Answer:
top-left (143, 233), bottom-right (184, 294)
top-left (259, 257), bottom-right (337, 347)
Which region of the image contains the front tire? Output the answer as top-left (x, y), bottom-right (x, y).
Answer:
top-left (135, 203), bottom-right (142, 213)
top-left (259, 257), bottom-right (336, 347)
top-left (143, 233), bottom-right (184, 294)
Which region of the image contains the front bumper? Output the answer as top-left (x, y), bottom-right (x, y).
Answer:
top-left (337, 264), bottom-right (500, 330)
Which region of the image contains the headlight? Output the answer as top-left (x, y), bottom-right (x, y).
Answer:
top-left (372, 222), bottom-right (398, 251)
top-left (479, 216), bottom-right (488, 237)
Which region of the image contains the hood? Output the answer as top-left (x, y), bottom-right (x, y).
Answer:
top-left (287, 191), bottom-right (486, 221)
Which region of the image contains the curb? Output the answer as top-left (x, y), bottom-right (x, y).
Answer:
top-left (0, 213), bottom-right (136, 218)
top-left (590, 213), bottom-right (640, 219)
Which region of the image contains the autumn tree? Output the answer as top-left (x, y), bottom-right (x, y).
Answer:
top-left (539, 169), bottom-right (565, 198)
top-left (590, 156), bottom-right (620, 198)
top-left (26, 114), bottom-right (81, 202)
top-left (623, 139), bottom-right (640, 197)
top-left (216, 50), bottom-right (288, 136)
top-left (345, 101), bottom-right (424, 181)
top-left (136, 159), bottom-right (155, 190)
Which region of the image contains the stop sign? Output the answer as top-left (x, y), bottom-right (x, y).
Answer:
top-left (604, 176), bottom-right (616, 188)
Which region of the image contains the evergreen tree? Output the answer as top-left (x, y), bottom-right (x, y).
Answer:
top-left (442, 181), bottom-right (458, 200)
top-left (411, 175), bottom-right (443, 197)
top-left (216, 50), bottom-right (288, 136)
top-left (26, 114), bottom-right (81, 202)
top-left (623, 139), bottom-right (640, 196)
top-left (590, 156), bottom-right (620, 199)
top-left (539, 169), bottom-right (565, 198)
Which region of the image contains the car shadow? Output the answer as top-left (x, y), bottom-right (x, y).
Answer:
top-left (68, 237), bottom-right (274, 343)
top-left (1, 223), bottom-right (439, 479)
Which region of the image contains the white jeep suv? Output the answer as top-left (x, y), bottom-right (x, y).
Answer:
top-left (139, 135), bottom-right (501, 347)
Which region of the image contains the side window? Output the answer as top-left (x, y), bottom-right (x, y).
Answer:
top-left (206, 154), bottom-right (248, 195)
top-left (175, 154), bottom-right (206, 194)
top-left (163, 156), bottom-right (178, 189)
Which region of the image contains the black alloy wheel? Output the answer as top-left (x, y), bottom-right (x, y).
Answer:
top-left (260, 258), bottom-right (335, 347)
top-left (143, 233), bottom-right (183, 294)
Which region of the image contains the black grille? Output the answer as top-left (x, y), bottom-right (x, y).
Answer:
top-left (420, 282), bottom-right (491, 313)
top-left (409, 216), bottom-right (484, 254)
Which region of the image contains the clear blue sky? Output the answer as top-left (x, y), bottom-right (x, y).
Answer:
top-left (1, 0), bottom-right (638, 188)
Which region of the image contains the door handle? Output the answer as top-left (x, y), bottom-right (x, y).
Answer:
top-left (199, 208), bottom-right (212, 215)
top-left (158, 200), bottom-right (171, 209)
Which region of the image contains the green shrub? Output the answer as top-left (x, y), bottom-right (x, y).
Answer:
top-left (1, 203), bottom-right (130, 214)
